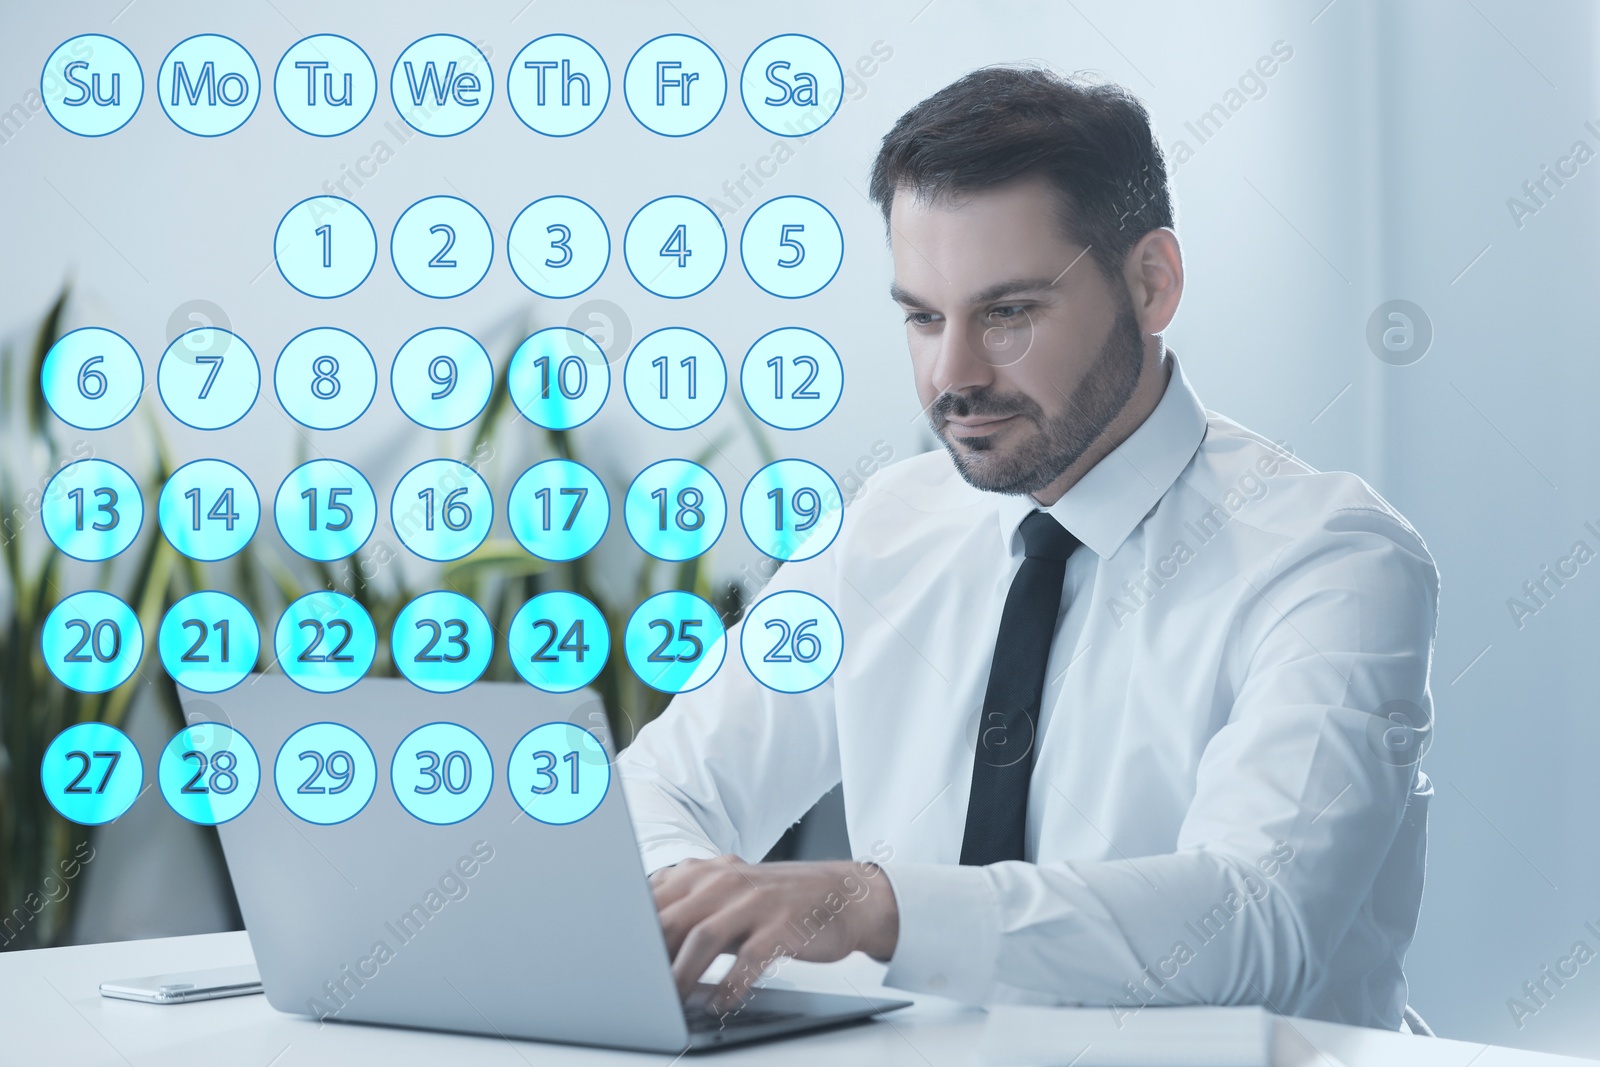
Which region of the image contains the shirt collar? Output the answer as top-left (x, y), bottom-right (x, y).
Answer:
top-left (995, 351), bottom-right (1208, 560)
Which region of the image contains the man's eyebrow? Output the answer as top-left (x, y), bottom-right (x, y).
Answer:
top-left (888, 276), bottom-right (1064, 308)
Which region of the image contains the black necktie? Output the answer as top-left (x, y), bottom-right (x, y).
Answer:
top-left (959, 509), bottom-right (1080, 866)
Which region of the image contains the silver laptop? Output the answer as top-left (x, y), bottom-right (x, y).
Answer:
top-left (184, 674), bottom-right (909, 1053)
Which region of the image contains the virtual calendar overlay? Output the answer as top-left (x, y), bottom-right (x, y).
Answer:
top-left (35, 30), bottom-right (853, 829)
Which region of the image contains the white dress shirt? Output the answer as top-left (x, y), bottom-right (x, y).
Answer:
top-left (617, 351), bottom-right (1440, 1029)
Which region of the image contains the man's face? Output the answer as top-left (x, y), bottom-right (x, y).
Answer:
top-left (889, 174), bottom-right (1147, 496)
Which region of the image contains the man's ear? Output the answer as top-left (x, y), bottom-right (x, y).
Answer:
top-left (1123, 227), bottom-right (1183, 334)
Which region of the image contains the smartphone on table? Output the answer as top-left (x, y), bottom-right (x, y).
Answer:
top-left (99, 965), bottom-right (262, 1004)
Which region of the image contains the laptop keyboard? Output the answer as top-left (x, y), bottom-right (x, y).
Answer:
top-left (684, 1002), bottom-right (802, 1032)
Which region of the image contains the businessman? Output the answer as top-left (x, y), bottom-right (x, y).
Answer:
top-left (618, 65), bottom-right (1439, 1028)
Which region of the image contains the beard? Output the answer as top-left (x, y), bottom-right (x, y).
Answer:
top-left (929, 296), bottom-right (1146, 496)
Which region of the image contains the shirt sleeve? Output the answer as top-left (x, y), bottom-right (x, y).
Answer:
top-left (616, 545), bottom-right (846, 875)
top-left (876, 504), bottom-right (1440, 1014)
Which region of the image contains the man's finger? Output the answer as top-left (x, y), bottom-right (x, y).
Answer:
top-left (657, 885), bottom-right (725, 959)
top-left (712, 932), bottom-right (793, 1014)
top-left (649, 864), bottom-right (707, 913)
top-left (669, 892), bottom-right (769, 1000)
top-left (657, 856), bottom-right (759, 952)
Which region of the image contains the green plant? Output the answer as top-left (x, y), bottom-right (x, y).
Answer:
top-left (0, 287), bottom-right (197, 949)
top-left (257, 305), bottom-right (759, 747)
top-left (0, 286), bottom-right (766, 949)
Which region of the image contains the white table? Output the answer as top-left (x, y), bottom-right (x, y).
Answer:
top-left (1, 931), bottom-right (1592, 1066)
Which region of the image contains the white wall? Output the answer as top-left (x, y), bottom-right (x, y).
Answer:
top-left (1367, 1), bottom-right (1600, 1053)
top-left (2, 0), bottom-right (1597, 1053)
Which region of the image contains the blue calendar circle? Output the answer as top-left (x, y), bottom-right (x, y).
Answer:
top-left (623, 328), bottom-right (725, 430)
top-left (740, 327), bottom-right (844, 430)
top-left (508, 722), bottom-right (610, 825)
top-left (274, 327), bottom-right (376, 429)
top-left (740, 459), bottom-right (843, 561)
top-left (390, 460), bottom-right (493, 562)
top-left (158, 591), bottom-right (260, 693)
top-left (41, 722), bottom-right (143, 825)
top-left (507, 459), bottom-right (609, 561)
top-left (275, 592), bottom-right (376, 694)
top-left (624, 459), bottom-right (725, 561)
top-left (508, 591), bottom-right (610, 693)
top-left (392, 722), bottom-right (494, 824)
top-left (158, 34), bottom-right (259, 136)
top-left (391, 35), bottom-right (493, 136)
top-left (275, 195), bottom-right (377, 298)
top-left (42, 35), bottom-right (143, 137)
top-left (392, 195), bottom-right (494, 299)
top-left (158, 723), bottom-right (261, 824)
top-left (158, 328), bottom-right (259, 429)
top-left (739, 34), bottom-right (844, 137)
top-left (507, 196), bottom-right (609, 298)
top-left (41, 591), bottom-right (144, 694)
top-left (624, 590), bottom-right (726, 693)
top-left (623, 196), bottom-right (726, 298)
top-left (507, 327), bottom-right (610, 430)
top-left (740, 196), bottom-right (843, 299)
top-left (41, 459), bottom-right (143, 562)
top-left (738, 589), bottom-right (843, 694)
top-left (274, 34), bottom-right (377, 136)
top-left (391, 591), bottom-right (493, 694)
top-left (275, 721), bottom-right (376, 824)
top-left (622, 34), bottom-right (725, 136)
top-left (274, 459), bottom-right (376, 561)
top-left (41, 327), bottom-right (143, 430)
top-left (391, 327), bottom-right (493, 430)
top-left (507, 35), bottom-right (609, 136)
top-left (158, 459), bottom-right (259, 561)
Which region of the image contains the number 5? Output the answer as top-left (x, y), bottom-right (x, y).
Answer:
top-left (777, 223), bottom-right (805, 268)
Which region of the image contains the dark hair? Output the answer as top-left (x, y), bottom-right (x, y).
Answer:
top-left (868, 65), bottom-right (1174, 283)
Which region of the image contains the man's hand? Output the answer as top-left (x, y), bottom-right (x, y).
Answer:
top-left (648, 856), bottom-right (899, 1012)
